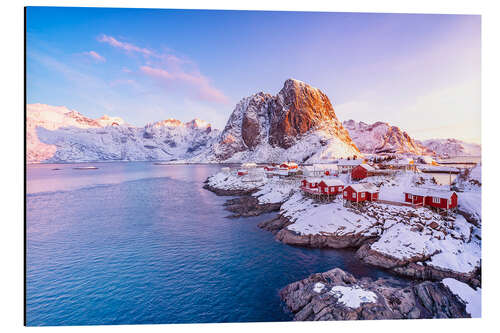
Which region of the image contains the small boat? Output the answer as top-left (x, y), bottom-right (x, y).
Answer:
top-left (73, 166), bottom-right (98, 170)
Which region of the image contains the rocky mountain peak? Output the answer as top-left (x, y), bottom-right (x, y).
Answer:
top-left (269, 78), bottom-right (345, 148)
top-left (96, 115), bottom-right (125, 127)
top-left (185, 118), bottom-right (211, 129)
top-left (151, 118), bottom-right (183, 128)
top-left (212, 79), bottom-right (360, 162)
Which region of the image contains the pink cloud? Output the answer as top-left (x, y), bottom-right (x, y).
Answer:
top-left (140, 65), bottom-right (229, 104)
top-left (97, 34), bottom-right (228, 104)
top-left (84, 51), bottom-right (106, 62)
top-left (97, 34), bottom-right (153, 56)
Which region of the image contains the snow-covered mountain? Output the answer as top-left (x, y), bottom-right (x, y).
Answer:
top-left (419, 138), bottom-right (481, 158)
top-left (342, 119), bottom-right (428, 155)
top-left (27, 103), bottom-right (219, 163)
top-left (192, 79), bottom-right (360, 163)
top-left (27, 84), bottom-right (480, 163)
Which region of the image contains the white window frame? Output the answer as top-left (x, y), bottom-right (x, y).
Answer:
top-left (352, 193), bottom-right (356, 199)
top-left (432, 197), bottom-right (440, 204)
top-left (408, 194), bottom-right (413, 200)
top-left (360, 193), bottom-right (365, 198)
top-left (343, 190), bottom-right (347, 196)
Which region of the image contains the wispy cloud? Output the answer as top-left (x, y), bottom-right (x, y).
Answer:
top-left (97, 34), bottom-right (153, 56)
top-left (97, 33), bottom-right (228, 104)
top-left (140, 65), bottom-right (229, 104)
top-left (83, 50), bottom-right (106, 62)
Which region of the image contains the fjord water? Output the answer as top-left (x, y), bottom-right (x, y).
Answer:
top-left (26, 163), bottom-right (396, 326)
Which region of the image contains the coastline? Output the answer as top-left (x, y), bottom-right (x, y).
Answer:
top-left (203, 168), bottom-right (481, 319)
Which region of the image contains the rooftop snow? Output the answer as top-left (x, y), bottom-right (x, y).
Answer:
top-left (346, 183), bottom-right (379, 193)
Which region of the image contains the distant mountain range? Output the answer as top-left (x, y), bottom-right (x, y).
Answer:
top-left (26, 80), bottom-right (480, 163)
top-left (342, 119), bottom-right (428, 155)
top-left (418, 138), bottom-right (481, 158)
top-left (26, 103), bottom-right (219, 163)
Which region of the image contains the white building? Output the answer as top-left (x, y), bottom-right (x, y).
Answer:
top-left (337, 159), bottom-right (364, 173)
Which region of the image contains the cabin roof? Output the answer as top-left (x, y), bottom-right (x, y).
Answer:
top-left (319, 179), bottom-right (345, 186)
top-left (313, 164), bottom-right (338, 170)
top-left (305, 177), bottom-right (324, 184)
top-left (346, 183), bottom-right (379, 193)
top-left (337, 159), bottom-right (364, 166)
top-left (357, 164), bottom-right (375, 171)
top-left (404, 187), bottom-right (456, 199)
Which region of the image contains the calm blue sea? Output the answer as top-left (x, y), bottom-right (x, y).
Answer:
top-left (26, 162), bottom-right (398, 326)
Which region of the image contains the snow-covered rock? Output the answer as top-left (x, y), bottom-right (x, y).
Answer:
top-left (280, 268), bottom-right (471, 320)
top-left (442, 278), bottom-right (481, 318)
top-left (343, 119), bottom-right (428, 155)
top-left (27, 103), bottom-right (219, 163)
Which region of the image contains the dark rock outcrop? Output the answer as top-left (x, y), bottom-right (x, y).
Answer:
top-left (223, 196), bottom-right (281, 218)
top-left (258, 215), bottom-right (293, 233)
top-left (280, 268), bottom-right (470, 321)
top-left (275, 228), bottom-right (373, 249)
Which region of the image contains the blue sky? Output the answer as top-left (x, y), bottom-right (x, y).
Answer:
top-left (26, 7), bottom-right (481, 143)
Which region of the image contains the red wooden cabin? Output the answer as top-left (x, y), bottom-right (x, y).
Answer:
top-left (317, 179), bottom-right (345, 195)
top-left (307, 178), bottom-right (321, 189)
top-left (404, 192), bottom-right (425, 206)
top-left (404, 189), bottom-right (458, 210)
top-left (343, 183), bottom-right (379, 203)
top-left (237, 169), bottom-right (248, 176)
top-left (351, 164), bottom-right (375, 180)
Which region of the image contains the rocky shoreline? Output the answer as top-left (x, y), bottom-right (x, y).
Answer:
top-left (203, 171), bottom-right (481, 319)
top-left (223, 196), bottom-right (282, 218)
top-left (280, 268), bottom-right (470, 320)
top-left (204, 176), bottom-right (481, 287)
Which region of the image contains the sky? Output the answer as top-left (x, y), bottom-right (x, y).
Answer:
top-left (26, 7), bottom-right (481, 143)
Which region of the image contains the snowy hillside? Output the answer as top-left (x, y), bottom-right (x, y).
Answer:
top-left (27, 104), bottom-right (219, 163)
top-left (343, 119), bottom-right (428, 155)
top-left (420, 138), bottom-right (481, 158)
top-left (194, 79), bottom-right (360, 163)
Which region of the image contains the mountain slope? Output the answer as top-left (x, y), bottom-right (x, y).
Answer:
top-left (27, 104), bottom-right (219, 163)
top-left (420, 138), bottom-right (481, 158)
top-left (343, 119), bottom-right (428, 155)
top-left (198, 79), bottom-right (360, 163)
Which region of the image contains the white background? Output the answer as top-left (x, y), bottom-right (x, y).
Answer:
top-left (1, 0), bottom-right (498, 332)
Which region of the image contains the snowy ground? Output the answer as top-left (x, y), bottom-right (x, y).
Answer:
top-left (280, 193), bottom-right (379, 237)
top-left (252, 178), bottom-right (299, 204)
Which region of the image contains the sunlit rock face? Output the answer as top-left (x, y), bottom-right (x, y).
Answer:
top-left (212, 79), bottom-right (360, 162)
